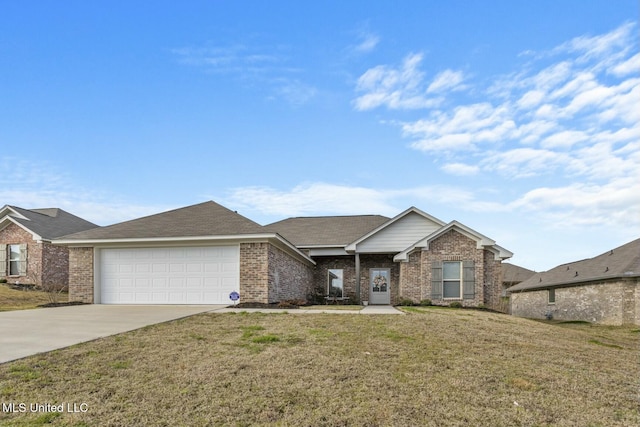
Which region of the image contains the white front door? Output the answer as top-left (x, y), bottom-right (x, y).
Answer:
top-left (369, 268), bottom-right (390, 305)
top-left (99, 246), bottom-right (239, 304)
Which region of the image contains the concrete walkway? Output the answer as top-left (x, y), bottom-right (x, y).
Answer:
top-left (0, 304), bottom-right (403, 364)
top-left (0, 305), bottom-right (223, 364)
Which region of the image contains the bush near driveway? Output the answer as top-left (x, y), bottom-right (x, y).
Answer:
top-left (0, 308), bottom-right (638, 426)
top-left (0, 284), bottom-right (66, 311)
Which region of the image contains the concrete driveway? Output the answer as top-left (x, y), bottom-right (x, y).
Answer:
top-left (0, 305), bottom-right (224, 364)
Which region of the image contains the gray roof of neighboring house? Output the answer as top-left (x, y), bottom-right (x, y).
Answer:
top-left (264, 215), bottom-right (390, 247)
top-left (502, 263), bottom-right (536, 284)
top-left (59, 201), bottom-right (265, 240)
top-left (7, 206), bottom-right (98, 240)
top-left (508, 237), bottom-right (640, 292)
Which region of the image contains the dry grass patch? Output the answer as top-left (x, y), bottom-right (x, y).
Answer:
top-left (305, 305), bottom-right (363, 310)
top-left (0, 308), bottom-right (638, 426)
top-left (0, 284), bottom-right (63, 311)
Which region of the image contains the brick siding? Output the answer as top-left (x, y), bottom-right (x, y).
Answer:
top-left (268, 244), bottom-right (314, 303)
top-left (0, 222), bottom-right (69, 290)
top-left (398, 229), bottom-right (503, 309)
top-left (510, 279), bottom-right (640, 325)
top-left (68, 247), bottom-right (94, 303)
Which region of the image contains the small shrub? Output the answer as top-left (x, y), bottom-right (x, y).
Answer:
top-left (0, 278), bottom-right (7, 283)
top-left (419, 299), bottom-right (432, 306)
top-left (449, 301), bottom-right (463, 308)
top-left (397, 298), bottom-right (415, 306)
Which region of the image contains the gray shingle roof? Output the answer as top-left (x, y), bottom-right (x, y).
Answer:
top-left (8, 206), bottom-right (98, 240)
top-left (264, 215), bottom-right (390, 246)
top-left (59, 201), bottom-right (265, 240)
top-left (508, 238), bottom-right (640, 292)
top-left (502, 263), bottom-right (536, 284)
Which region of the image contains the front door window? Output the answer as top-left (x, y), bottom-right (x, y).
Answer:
top-left (369, 268), bottom-right (390, 305)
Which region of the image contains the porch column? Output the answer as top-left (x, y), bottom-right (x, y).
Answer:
top-left (355, 253), bottom-right (361, 304)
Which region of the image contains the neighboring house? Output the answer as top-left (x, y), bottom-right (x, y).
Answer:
top-left (0, 205), bottom-right (98, 289)
top-left (55, 201), bottom-right (513, 309)
top-left (496, 263), bottom-right (536, 313)
top-left (508, 238), bottom-right (640, 325)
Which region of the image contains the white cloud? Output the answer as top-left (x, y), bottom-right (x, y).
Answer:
top-left (353, 53), bottom-right (444, 110)
top-left (481, 148), bottom-right (569, 178)
top-left (540, 130), bottom-right (589, 149)
top-left (427, 69), bottom-right (466, 93)
top-left (402, 103), bottom-right (515, 152)
top-left (353, 31), bottom-right (380, 53)
top-left (610, 52), bottom-right (640, 77)
top-left (510, 177), bottom-right (640, 228)
top-left (348, 23), bottom-right (640, 235)
top-left (272, 79), bottom-right (317, 106)
top-left (441, 163), bottom-right (479, 176)
top-left (225, 183), bottom-right (398, 218)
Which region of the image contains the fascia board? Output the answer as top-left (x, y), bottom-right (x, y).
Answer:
top-left (345, 206), bottom-right (447, 252)
top-left (54, 233), bottom-right (316, 266)
top-left (52, 234), bottom-right (276, 246)
top-left (393, 221), bottom-right (498, 262)
top-left (0, 206), bottom-right (29, 221)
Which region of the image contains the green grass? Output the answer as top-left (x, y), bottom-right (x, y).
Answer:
top-left (0, 309), bottom-right (638, 426)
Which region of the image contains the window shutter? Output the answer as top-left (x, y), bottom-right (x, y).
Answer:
top-left (431, 261), bottom-right (442, 299)
top-left (463, 260), bottom-right (475, 299)
top-left (19, 244), bottom-right (28, 276)
top-left (0, 245), bottom-right (6, 276)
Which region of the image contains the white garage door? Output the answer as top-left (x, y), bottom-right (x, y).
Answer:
top-left (100, 246), bottom-right (239, 304)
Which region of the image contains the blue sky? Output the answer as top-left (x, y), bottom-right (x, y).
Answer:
top-left (1, 1), bottom-right (638, 271)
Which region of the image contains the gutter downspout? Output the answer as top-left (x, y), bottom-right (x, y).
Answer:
top-left (355, 252), bottom-right (361, 304)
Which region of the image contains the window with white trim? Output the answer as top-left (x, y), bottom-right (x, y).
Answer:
top-left (9, 245), bottom-right (21, 276)
top-left (443, 261), bottom-right (462, 299)
top-left (548, 288), bottom-right (556, 304)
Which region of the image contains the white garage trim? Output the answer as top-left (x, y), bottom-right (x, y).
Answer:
top-left (96, 245), bottom-right (239, 304)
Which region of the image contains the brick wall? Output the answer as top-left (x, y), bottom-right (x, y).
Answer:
top-left (312, 256), bottom-right (356, 301)
top-left (397, 232), bottom-right (505, 309)
top-left (427, 229), bottom-right (484, 307)
top-left (483, 250), bottom-right (505, 312)
top-left (0, 223), bottom-right (44, 286)
top-left (41, 242), bottom-right (70, 289)
top-left (239, 242), bottom-right (270, 303)
top-left (399, 251), bottom-right (423, 302)
top-left (268, 244), bottom-right (314, 303)
top-left (510, 279), bottom-right (640, 325)
top-left (68, 247), bottom-right (94, 303)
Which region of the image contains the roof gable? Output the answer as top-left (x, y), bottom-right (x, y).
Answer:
top-left (508, 237), bottom-right (640, 292)
top-left (0, 205), bottom-right (98, 240)
top-left (345, 207), bottom-right (446, 252)
top-left (346, 208), bottom-right (446, 253)
top-left (394, 221), bottom-right (513, 261)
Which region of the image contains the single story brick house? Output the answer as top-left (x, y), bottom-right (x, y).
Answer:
top-left (0, 205), bottom-right (98, 288)
top-left (508, 238), bottom-right (640, 325)
top-left (55, 201), bottom-right (513, 309)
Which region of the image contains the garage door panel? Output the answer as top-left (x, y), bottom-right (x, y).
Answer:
top-left (100, 246), bottom-right (239, 304)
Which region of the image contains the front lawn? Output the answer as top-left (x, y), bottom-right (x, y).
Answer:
top-left (0, 284), bottom-right (66, 311)
top-left (0, 308), bottom-right (638, 426)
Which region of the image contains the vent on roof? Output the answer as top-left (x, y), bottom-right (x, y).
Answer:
top-left (574, 271), bottom-right (579, 277)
